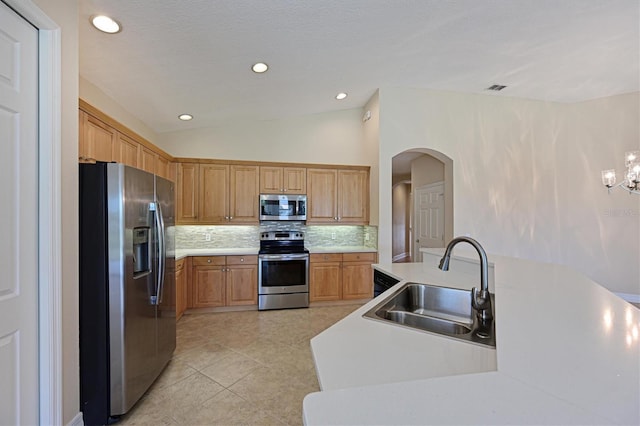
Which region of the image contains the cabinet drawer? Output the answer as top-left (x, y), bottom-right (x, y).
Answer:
top-left (192, 256), bottom-right (226, 266)
top-left (310, 253), bottom-right (343, 262)
top-left (226, 255), bottom-right (258, 265)
top-left (342, 252), bottom-right (375, 262)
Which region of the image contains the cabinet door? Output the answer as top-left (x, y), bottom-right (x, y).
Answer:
top-left (226, 264), bottom-right (258, 306)
top-left (177, 163), bottom-right (199, 223)
top-left (337, 169), bottom-right (369, 224)
top-left (81, 112), bottom-right (116, 162)
top-left (116, 134), bottom-right (139, 168)
top-left (193, 266), bottom-right (226, 308)
top-left (309, 261), bottom-right (342, 301)
top-left (259, 166), bottom-right (283, 193)
top-left (199, 164), bottom-right (229, 223)
top-left (156, 156), bottom-right (170, 180)
top-left (229, 165), bottom-right (259, 223)
top-left (342, 261), bottom-right (373, 299)
top-left (175, 260), bottom-right (186, 320)
top-left (307, 168), bottom-right (337, 223)
top-left (283, 167), bottom-right (306, 194)
top-left (139, 146), bottom-right (157, 174)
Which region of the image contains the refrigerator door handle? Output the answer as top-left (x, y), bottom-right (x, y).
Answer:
top-left (156, 201), bottom-right (166, 304)
top-left (149, 202), bottom-right (165, 305)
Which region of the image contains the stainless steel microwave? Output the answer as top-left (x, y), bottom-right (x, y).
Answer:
top-left (259, 194), bottom-right (307, 221)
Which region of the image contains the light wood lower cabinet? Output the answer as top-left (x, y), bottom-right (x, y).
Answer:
top-left (175, 258), bottom-right (187, 320)
top-left (309, 252), bottom-right (375, 302)
top-left (190, 255), bottom-right (258, 308)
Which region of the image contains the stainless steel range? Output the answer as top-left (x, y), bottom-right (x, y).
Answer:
top-left (258, 230), bottom-right (309, 310)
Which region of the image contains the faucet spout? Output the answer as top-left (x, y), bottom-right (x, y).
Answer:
top-left (438, 236), bottom-right (493, 322)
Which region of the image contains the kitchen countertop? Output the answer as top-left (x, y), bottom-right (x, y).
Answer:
top-left (303, 252), bottom-right (640, 425)
top-left (175, 246), bottom-right (376, 260)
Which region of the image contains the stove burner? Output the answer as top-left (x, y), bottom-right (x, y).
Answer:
top-left (259, 230), bottom-right (307, 254)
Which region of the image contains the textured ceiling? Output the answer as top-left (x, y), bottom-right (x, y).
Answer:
top-left (79, 0), bottom-right (639, 134)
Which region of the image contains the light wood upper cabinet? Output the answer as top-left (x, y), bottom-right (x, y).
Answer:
top-left (337, 169), bottom-right (369, 224)
top-left (307, 168), bottom-right (369, 224)
top-left (307, 168), bottom-right (338, 222)
top-left (177, 163), bottom-right (199, 223)
top-left (260, 166), bottom-right (306, 194)
top-left (138, 146), bottom-right (157, 174)
top-left (177, 163), bottom-right (259, 224)
top-left (229, 165), bottom-right (260, 222)
top-left (115, 134), bottom-right (139, 168)
top-left (79, 110), bottom-right (116, 163)
top-left (199, 164), bottom-right (229, 223)
top-left (156, 156), bottom-right (170, 180)
top-left (79, 102), bottom-right (175, 181)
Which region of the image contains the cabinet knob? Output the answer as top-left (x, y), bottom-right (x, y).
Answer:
top-left (334, 217), bottom-right (338, 221)
top-left (283, 188), bottom-right (287, 192)
top-left (240, 258), bottom-right (244, 262)
top-left (207, 259), bottom-right (211, 263)
top-left (229, 216), bottom-right (233, 220)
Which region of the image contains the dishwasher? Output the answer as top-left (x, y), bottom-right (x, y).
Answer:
top-left (373, 269), bottom-right (400, 297)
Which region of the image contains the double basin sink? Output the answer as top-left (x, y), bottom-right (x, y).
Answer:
top-left (363, 282), bottom-right (496, 348)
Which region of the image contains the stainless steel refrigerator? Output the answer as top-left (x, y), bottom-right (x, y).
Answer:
top-left (79, 163), bottom-right (176, 425)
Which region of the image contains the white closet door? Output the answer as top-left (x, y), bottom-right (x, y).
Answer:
top-left (0, 2), bottom-right (39, 424)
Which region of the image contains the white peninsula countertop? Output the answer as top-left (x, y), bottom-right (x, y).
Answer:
top-left (303, 252), bottom-right (640, 425)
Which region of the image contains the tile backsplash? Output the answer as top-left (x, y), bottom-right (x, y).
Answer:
top-left (175, 224), bottom-right (378, 250)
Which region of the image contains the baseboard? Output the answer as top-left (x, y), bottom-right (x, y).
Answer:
top-left (615, 292), bottom-right (640, 303)
top-left (67, 412), bottom-right (83, 426)
top-left (392, 252), bottom-right (410, 262)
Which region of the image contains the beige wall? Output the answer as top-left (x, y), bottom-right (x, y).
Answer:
top-left (156, 108), bottom-right (367, 165)
top-left (362, 91), bottom-right (380, 226)
top-left (378, 88), bottom-right (639, 295)
top-left (80, 76), bottom-right (160, 144)
top-left (392, 183), bottom-right (411, 259)
top-left (411, 154), bottom-right (444, 188)
top-left (20, 0), bottom-right (80, 423)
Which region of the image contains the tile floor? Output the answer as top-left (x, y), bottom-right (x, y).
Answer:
top-left (117, 304), bottom-right (362, 425)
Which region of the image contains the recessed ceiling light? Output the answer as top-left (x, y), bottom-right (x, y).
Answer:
top-left (178, 114), bottom-right (193, 121)
top-left (91, 15), bottom-right (121, 34)
top-left (335, 92), bottom-right (348, 100)
top-left (252, 62), bottom-right (269, 73)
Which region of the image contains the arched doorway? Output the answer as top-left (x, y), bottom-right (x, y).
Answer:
top-left (391, 149), bottom-right (453, 262)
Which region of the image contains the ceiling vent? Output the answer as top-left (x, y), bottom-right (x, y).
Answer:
top-left (486, 84), bottom-right (507, 91)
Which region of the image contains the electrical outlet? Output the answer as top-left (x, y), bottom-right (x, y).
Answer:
top-left (364, 233), bottom-right (370, 241)
top-left (205, 233), bottom-right (212, 242)
top-left (331, 233), bottom-right (336, 240)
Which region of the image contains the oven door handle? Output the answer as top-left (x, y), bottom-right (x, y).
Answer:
top-left (259, 253), bottom-right (309, 260)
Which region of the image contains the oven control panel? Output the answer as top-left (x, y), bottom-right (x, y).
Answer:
top-left (260, 231), bottom-right (304, 241)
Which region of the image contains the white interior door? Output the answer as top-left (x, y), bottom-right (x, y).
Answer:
top-left (413, 182), bottom-right (445, 261)
top-left (0, 2), bottom-right (39, 424)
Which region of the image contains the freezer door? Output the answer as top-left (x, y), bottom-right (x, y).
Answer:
top-left (154, 175), bottom-right (176, 372)
top-left (107, 164), bottom-right (158, 416)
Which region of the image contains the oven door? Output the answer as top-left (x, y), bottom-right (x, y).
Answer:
top-left (258, 253), bottom-right (309, 295)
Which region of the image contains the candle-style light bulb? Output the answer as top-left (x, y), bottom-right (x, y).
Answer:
top-left (601, 169), bottom-right (616, 188)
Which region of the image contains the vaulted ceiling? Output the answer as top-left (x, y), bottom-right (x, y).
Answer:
top-left (79, 0), bottom-right (639, 134)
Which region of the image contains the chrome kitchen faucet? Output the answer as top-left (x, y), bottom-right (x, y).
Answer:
top-left (438, 237), bottom-right (493, 322)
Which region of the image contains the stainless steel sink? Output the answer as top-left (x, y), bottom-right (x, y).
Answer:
top-left (363, 282), bottom-right (496, 347)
